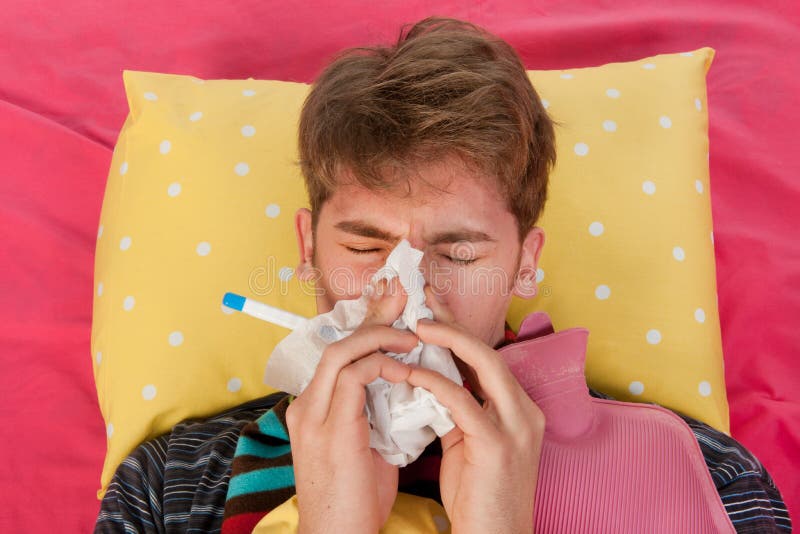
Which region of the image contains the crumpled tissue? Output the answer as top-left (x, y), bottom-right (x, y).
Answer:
top-left (264, 239), bottom-right (463, 466)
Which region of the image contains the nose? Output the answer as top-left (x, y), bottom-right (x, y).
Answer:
top-left (404, 232), bottom-right (426, 253)
top-left (417, 248), bottom-right (442, 291)
top-left (400, 236), bottom-right (430, 282)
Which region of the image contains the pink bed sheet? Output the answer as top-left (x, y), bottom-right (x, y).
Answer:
top-left (1, 1), bottom-right (797, 531)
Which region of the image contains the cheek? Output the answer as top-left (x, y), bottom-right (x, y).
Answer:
top-left (317, 253), bottom-right (383, 301)
top-left (425, 259), bottom-right (515, 340)
top-left (426, 258), bottom-right (515, 302)
top-left (443, 289), bottom-right (508, 322)
top-left (437, 290), bottom-right (510, 348)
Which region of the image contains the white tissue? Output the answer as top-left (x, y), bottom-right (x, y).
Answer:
top-left (264, 239), bottom-right (463, 466)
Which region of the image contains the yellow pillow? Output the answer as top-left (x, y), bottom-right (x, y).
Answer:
top-left (92, 47), bottom-right (725, 498)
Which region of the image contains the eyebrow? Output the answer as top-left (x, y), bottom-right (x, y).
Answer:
top-left (428, 229), bottom-right (496, 245)
top-left (334, 220), bottom-right (398, 242)
top-left (333, 219), bottom-right (496, 245)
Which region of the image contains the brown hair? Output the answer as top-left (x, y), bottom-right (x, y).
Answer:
top-left (297, 16), bottom-right (558, 241)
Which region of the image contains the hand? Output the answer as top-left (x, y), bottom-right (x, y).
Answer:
top-left (287, 277), bottom-right (414, 534)
top-left (405, 287), bottom-right (545, 533)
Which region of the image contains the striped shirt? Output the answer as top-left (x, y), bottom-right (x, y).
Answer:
top-left (95, 388), bottom-right (792, 533)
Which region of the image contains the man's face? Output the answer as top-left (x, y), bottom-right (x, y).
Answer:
top-left (294, 158), bottom-right (544, 349)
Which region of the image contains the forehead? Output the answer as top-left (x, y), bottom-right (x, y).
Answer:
top-left (321, 161), bottom-right (512, 232)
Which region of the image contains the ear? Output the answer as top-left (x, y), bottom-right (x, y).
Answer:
top-left (512, 226), bottom-right (545, 299)
top-left (294, 208), bottom-right (315, 281)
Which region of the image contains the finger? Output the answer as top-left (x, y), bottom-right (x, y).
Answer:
top-left (405, 365), bottom-right (499, 440)
top-left (301, 325), bottom-right (419, 422)
top-left (363, 277), bottom-right (408, 327)
top-left (329, 352), bottom-right (413, 422)
top-left (415, 318), bottom-right (521, 416)
top-left (439, 425), bottom-right (464, 455)
top-left (423, 284), bottom-right (455, 324)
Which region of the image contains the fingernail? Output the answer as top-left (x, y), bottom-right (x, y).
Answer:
top-left (424, 285), bottom-right (441, 302)
top-left (423, 284), bottom-right (433, 298)
top-left (391, 277), bottom-right (404, 298)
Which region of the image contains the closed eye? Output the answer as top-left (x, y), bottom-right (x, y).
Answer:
top-left (443, 255), bottom-right (477, 265)
top-left (346, 247), bottom-right (381, 255)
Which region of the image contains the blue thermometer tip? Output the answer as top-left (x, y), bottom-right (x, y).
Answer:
top-left (223, 292), bottom-right (246, 311)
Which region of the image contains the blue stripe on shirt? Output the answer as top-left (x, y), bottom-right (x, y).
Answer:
top-left (227, 465), bottom-right (295, 500)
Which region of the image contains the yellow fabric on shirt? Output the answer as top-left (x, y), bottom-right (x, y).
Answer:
top-left (252, 492), bottom-right (451, 534)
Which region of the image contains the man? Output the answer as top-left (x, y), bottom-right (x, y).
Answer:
top-left (96, 16), bottom-right (791, 533)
